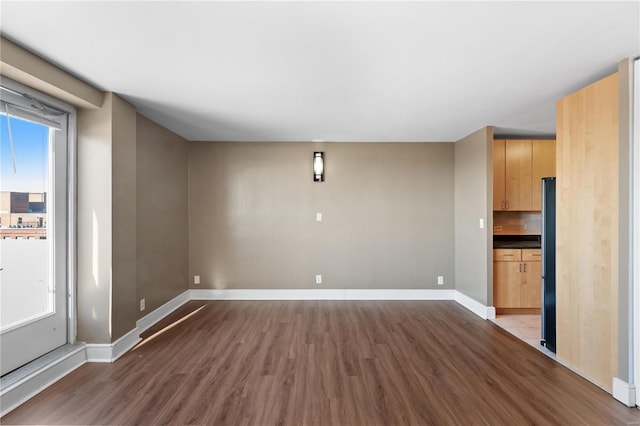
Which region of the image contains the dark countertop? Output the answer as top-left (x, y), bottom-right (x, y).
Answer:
top-left (493, 235), bottom-right (541, 249)
top-left (493, 240), bottom-right (541, 249)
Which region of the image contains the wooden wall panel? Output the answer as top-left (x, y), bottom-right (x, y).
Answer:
top-left (556, 73), bottom-right (619, 391)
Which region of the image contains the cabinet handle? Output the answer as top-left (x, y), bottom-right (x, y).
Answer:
top-left (518, 263), bottom-right (522, 273)
top-left (522, 263), bottom-right (526, 272)
top-left (505, 200), bottom-right (509, 210)
top-left (501, 200), bottom-right (505, 210)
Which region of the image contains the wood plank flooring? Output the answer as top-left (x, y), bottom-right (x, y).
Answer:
top-left (3, 300), bottom-right (639, 425)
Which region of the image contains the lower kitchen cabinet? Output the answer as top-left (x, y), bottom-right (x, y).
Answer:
top-left (494, 261), bottom-right (521, 308)
top-left (520, 261), bottom-right (541, 308)
top-left (493, 249), bottom-right (541, 311)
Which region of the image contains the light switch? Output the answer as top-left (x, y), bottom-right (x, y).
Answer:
top-left (316, 213), bottom-right (322, 222)
top-left (479, 218), bottom-right (484, 229)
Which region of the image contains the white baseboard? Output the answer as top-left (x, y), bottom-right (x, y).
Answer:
top-left (189, 288), bottom-right (457, 301)
top-left (189, 288), bottom-right (493, 319)
top-left (345, 289), bottom-right (456, 300)
top-left (0, 344), bottom-right (86, 417)
top-left (86, 290), bottom-right (192, 363)
top-left (85, 327), bottom-right (140, 363)
top-left (613, 377), bottom-right (637, 407)
top-left (190, 288), bottom-right (344, 300)
top-left (137, 290), bottom-right (191, 333)
top-left (454, 291), bottom-right (496, 320)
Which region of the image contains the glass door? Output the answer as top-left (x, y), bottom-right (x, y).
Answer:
top-left (0, 81), bottom-right (72, 376)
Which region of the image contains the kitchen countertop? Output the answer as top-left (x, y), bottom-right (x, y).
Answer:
top-left (493, 240), bottom-right (541, 249)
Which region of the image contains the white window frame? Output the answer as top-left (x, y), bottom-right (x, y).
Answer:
top-left (633, 58), bottom-right (640, 399)
top-left (0, 76), bottom-right (77, 345)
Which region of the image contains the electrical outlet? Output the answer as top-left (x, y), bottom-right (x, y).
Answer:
top-left (494, 225), bottom-right (503, 232)
top-left (316, 274), bottom-right (322, 284)
top-left (140, 298), bottom-right (145, 311)
top-left (437, 276), bottom-right (444, 286)
top-left (316, 213), bottom-right (322, 222)
top-left (194, 275), bottom-right (200, 285)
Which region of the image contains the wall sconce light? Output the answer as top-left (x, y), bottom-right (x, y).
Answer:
top-left (313, 151), bottom-right (324, 182)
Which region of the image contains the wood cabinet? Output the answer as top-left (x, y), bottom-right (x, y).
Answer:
top-left (493, 249), bottom-right (541, 311)
top-left (494, 261), bottom-right (522, 308)
top-left (521, 261), bottom-right (542, 308)
top-left (492, 140), bottom-right (507, 211)
top-left (493, 139), bottom-right (555, 211)
top-left (531, 140), bottom-right (556, 211)
top-left (505, 139), bottom-right (533, 210)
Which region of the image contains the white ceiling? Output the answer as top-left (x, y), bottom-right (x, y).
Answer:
top-left (1, 1), bottom-right (638, 142)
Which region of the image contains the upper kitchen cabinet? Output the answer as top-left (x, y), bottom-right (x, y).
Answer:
top-left (492, 140), bottom-right (507, 210)
top-left (531, 140), bottom-right (556, 211)
top-left (493, 139), bottom-right (555, 211)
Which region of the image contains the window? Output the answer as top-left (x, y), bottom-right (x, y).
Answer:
top-left (0, 77), bottom-right (76, 375)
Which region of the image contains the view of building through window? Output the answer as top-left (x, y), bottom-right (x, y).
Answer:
top-left (1, 111), bottom-right (52, 331)
top-left (0, 114), bottom-right (49, 240)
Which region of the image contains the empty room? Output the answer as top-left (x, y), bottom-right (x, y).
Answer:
top-left (1, 1), bottom-right (639, 424)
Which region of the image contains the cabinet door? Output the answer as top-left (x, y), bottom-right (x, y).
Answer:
top-left (522, 249), bottom-right (541, 262)
top-left (493, 261), bottom-right (521, 308)
top-left (493, 140), bottom-right (506, 210)
top-left (531, 139), bottom-right (556, 211)
top-left (521, 261), bottom-right (542, 308)
top-left (494, 248), bottom-right (521, 262)
top-left (505, 140), bottom-right (533, 210)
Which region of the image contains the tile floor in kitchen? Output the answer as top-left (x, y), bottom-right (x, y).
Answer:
top-left (492, 314), bottom-right (542, 348)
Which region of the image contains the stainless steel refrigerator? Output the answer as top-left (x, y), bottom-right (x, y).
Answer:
top-left (541, 177), bottom-right (556, 353)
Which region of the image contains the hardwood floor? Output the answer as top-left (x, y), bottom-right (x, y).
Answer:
top-left (3, 300), bottom-right (639, 425)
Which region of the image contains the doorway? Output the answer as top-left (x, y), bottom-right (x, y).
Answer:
top-left (0, 79), bottom-right (75, 376)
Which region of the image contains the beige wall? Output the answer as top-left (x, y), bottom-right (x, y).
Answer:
top-left (77, 94), bottom-right (114, 343)
top-left (78, 96), bottom-right (191, 341)
top-left (77, 92), bottom-right (138, 343)
top-left (454, 127), bottom-right (493, 305)
top-left (111, 95), bottom-right (137, 340)
top-left (556, 73), bottom-right (619, 391)
top-left (188, 142), bottom-right (454, 290)
top-left (136, 114), bottom-right (189, 317)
